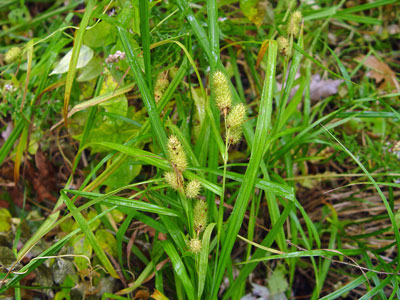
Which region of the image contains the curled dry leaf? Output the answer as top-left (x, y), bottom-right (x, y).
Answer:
top-left (355, 55), bottom-right (399, 92)
top-left (277, 73), bottom-right (343, 101)
top-left (309, 74), bottom-right (343, 101)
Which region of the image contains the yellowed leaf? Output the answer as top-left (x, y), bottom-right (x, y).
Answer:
top-left (256, 40), bottom-right (269, 68)
top-left (151, 289), bottom-right (170, 300)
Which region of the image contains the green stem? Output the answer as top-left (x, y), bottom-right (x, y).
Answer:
top-left (214, 121), bottom-right (229, 285)
top-left (179, 188), bottom-right (194, 238)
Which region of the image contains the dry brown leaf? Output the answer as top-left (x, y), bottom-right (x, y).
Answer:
top-left (134, 289), bottom-right (150, 299)
top-left (355, 55), bottom-right (399, 92)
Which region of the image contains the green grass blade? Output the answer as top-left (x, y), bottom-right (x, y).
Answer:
top-left (0, 0), bottom-right (83, 38)
top-left (1, 206), bottom-right (114, 293)
top-left (276, 35), bottom-right (304, 131)
top-left (358, 276), bottom-right (394, 300)
top-left (206, 0), bottom-right (219, 67)
top-left (339, 0), bottom-right (397, 13)
top-left (192, 167), bottom-right (294, 200)
top-left (117, 26), bottom-right (168, 155)
top-left (64, 189), bottom-right (179, 217)
top-left (324, 127), bottom-right (400, 264)
top-left (63, 0), bottom-right (95, 125)
top-left (89, 141), bottom-right (222, 196)
top-left (116, 243), bottom-right (164, 295)
top-left (211, 41), bottom-right (278, 299)
top-left (175, 0), bottom-right (211, 62)
top-left (198, 223), bottom-right (216, 299)
top-left (319, 271), bottom-right (376, 300)
top-left (162, 240), bottom-right (195, 300)
top-left (61, 191), bottom-right (119, 279)
top-left (222, 201), bottom-right (294, 299)
top-left (326, 45), bottom-right (353, 100)
top-left (139, 0), bottom-right (152, 89)
top-left (0, 119), bottom-right (25, 165)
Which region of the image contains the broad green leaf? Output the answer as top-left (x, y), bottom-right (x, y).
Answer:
top-left (62, 192), bottom-right (119, 278)
top-left (71, 233), bottom-right (92, 270)
top-left (77, 55), bottom-right (104, 82)
top-left (103, 158), bottom-right (142, 191)
top-left (95, 229), bottom-right (117, 257)
top-left (51, 45), bottom-right (94, 75)
top-left (0, 208), bottom-right (11, 232)
top-left (84, 21), bottom-right (116, 48)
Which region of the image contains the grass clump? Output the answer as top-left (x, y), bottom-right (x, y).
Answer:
top-left (0, 0), bottom-right (399, 299)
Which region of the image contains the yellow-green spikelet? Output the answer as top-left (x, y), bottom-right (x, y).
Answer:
top-left (193, 200), bottom-right (208, 233)
top-left (212, 71), bottom-right (232, 113)
top-left (167, 135), bottom-right (187, 172)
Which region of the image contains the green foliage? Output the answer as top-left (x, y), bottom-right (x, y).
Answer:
top-left (0, 208), bottom-right (12, 232)
top-left (0, 0), bottom-right (399, 299)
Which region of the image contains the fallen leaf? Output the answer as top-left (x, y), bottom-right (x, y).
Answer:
top-left (242, 283), bottom-right (270, 300)
top-left (309, 74), bottom-right (343, 101)
top-left (134, 289), bottom-right (150, 299)
top-left (277, 73), bottom-right (343, 101)
top-left (355, 55), bottom-right (399, 92)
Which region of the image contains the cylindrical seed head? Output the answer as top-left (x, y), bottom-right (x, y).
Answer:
top-left (277, 36), bottom-right (290, 56)
top-left (154, 71), bottom-right (169, 103)
top-left (193, 200), bottom-right (208, 233)
top-left (164, 171), bottom-right (179, 190)
top-left (188, 238), bottom-right (202, 253)
top-left (5, 47), bottom-right (21, 64)
top-left (212, 71), bottom-right (232, 112)
top-left (288, 11), bottom-right (302, 36)
top-left (228, 126), bottom-right (244, 145)
top-left (226, 103), bottom-right (247, 129)
top-left (186, 180), bottom-right (201, 199)
top-left (167, 135), bottom-right (187, 172)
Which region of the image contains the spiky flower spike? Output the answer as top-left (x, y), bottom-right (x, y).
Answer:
top-left (226, 103), bottom-right (247, 145)
top-left (212, 71), bottom-right (232, 113)
top-left (5, 47), bottom-right (21, 64)
top-left (193, 200), bottom-right (208, 233)
top-left (228, 126), bottom-right (243, 145)
top-left (288, 11), bottom-right (302, 36)
top-left (164, 171), bottom-right (179, 190)
top-left (167, 135), bottom-right (187, 172)
top-left (277, 36), bottom-right (290, 56)
top-left (226, 103), bottom-right (246, 129)
top-left (154, 71), bottom-right (169, 103)
top-left (185, 180), bottom-right (201, 199)
top-left (188, 238), bottom-right (202, 253)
